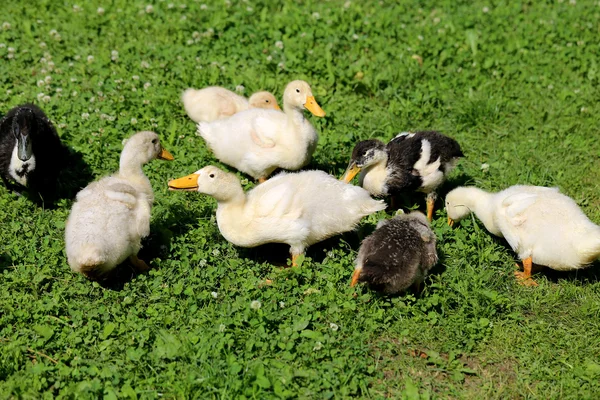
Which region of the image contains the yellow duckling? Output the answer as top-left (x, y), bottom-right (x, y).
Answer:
top-left (182, 87), bottom-right (280, 123)
top-left (196, 80), bottom-right (326, 183)
top-left (168, 166), bottom-right (385, 265)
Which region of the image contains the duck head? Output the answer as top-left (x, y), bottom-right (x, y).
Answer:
top-left (120, 131), bottom-right (173, 172)
top-left (283, 80), bottom-right (326, 117)
top-left (341, 139), bottom-right (387, 183)
top-left (445, 187), bottom-right (474, 227)
top-left (12, 107), bottom-right (35, 162)
top-left (168, 166), bottom-right (243, 202)
top-left (248, 91), bottom-right (281, 111)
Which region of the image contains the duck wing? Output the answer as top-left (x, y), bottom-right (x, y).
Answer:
top-left (248, 113), bottom-right (284, 149)
top-left (252, 179), bottom-right (302, 220)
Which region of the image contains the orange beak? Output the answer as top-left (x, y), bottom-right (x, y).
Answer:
top-left (341, 162), bottom-right (361, 183)
top-left (448, 217), bottom-right (455, 227)
top-left (350, 269), bottom-right (361, 287)
top-left (168, 173), bottom-right (200, 191)
top-left (304, 95), bottom-right (326, 117)
top-left (158, 147), bottom-right (174, 161)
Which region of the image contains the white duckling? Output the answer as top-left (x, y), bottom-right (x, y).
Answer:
top-left (182, 87), bottom-right (280, 123)
top-left (168, 166), bottom-right (385, 265)
top-left (196, 80), bottom-right (326, 183)
top-left (65, 131), bottom-right (173, 280)
top-left (446, 185), bottom-right (600, 286)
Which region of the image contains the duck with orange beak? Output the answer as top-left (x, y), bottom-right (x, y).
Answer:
top-left (197, 80), bottom-right (325, 183)
top-left (168, 166), bottom-right (385, 267)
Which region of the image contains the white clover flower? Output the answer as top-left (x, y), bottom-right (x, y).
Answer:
top-left (7, 47), bottom-right (15, 53)
top-left (246, 6), bottom-right (253, 11)
top-left (480, 163), bottom-right (489, 171)
top-left (7, 53), bottom-right (14, 59)
top-left (218, 324), bottom-right (226, 332)
top-left (37, 80), bottom-right (45, 87)
top-left (279, 301), bottom-right (285, 308)
top-left (37, 93), bottom-right (45, 100)
top-left (144, 100), bottom-right (150, 105)
top-left (212, 248), bottom-right (220, 256)
top-left (145, 5), bottom-right (154, 13)
top-left (329, 323), bottom-right (339, 331)
top-left (344, 1), bottom-right (351, 8)
top-left (199, 259), bottom-right (207, 267)
top-left (275, 40), bottom-right (284, 49)
top-left (72, 90), bottom-right (78, 97)
top-left (277, 62), bottom-right (285, 69)
top-left (0, 43), bottom-right (5, 48)
top-left (42, 95), bottom-right (51, 103)
top-left (130, 118), bottom-right (137, 124)
top-left (569, 0), bottom-right (576, 4)
top-left (97, 7), bottom-right (105, 15)
top-left (186, 39), bottom-right (194, 45)
top-left (81, 112), bottom-right (90, 119)
top-left (73, 4), bottom-right (82, 12)
top-left (132, 75), bottom-right (140, 80)
top-left (266, 55), bottom-right (273, 62)
top-left (6, 89), bottom-right (12, 95)
top-left (483, 6), bottom-right (489, 13)
top-left (235, 85), bottom-right (245, 93)
top-left (87, 55), bottom-right (94, 63)
top-left (547, 84), bottom-right (554, 90)
top-left (141, 61), bottom-right (150, 68)
top-left (352, 33), bottom-right (359, 40)
top-left (56, 88), bottom-right (62, 93)
top-left (312, 12), bottom-right (320, 19)
top-left (180, 15), bottom-right (187, 20)
top-left (250, 300), bottom-right (262, 310)
top-left (144, 82), bottom-right (151, 89)
top-left (132, 87), bottom-right (137, 92)
top-left (192, 31), bottom-right (200, 39)
top-left (580, 107), bottom-right (588, 113)
top-left (89, 96), bottom-right (95, 102)
top-left (168, 3), bottom-right (174, 8)
top-left (417, 35), bottom-right (424, 41)
top-left (313, 342), bottom-right (323, 351)
top-left (179, 4), bottom-right (187, 8)
top-left (44, 75), bottom-right (52, 84)
top-left (201, 4), bottom-right (207, 9)
top-left (2, 22), bottom-right (11, 30)
top-left (211, 291), bottom-right (218, 298)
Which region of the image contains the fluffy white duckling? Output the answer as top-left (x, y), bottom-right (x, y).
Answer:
top-left (197, 80), bottom-right (326, 183)
top-left (182, 87), bottom-right (280, 123)
top-left (168, 166), bottom-right (385, 265)
top-left (351, 211), bottom-right (438, 294)
top-left (65, 131), bottom-right (173, 280)
top-left (342, 131), bottom-right (463, 221)
top-left (446, 185), bottom-right (600, 286)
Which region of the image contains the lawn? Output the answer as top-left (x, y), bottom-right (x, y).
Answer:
top-left (1, 0), bottom-right (600, 398)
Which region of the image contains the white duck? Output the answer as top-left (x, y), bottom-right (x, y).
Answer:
top-left (446, 185), bottom-right (600, 286)
top-left (65, 131), bottom-right (173, 280)
top-left (168, 166), bottom-right (385, 265)
top-left (196, 80), bottom-right (326, 183)
top-left (182, 87), bottom-right (280, 123)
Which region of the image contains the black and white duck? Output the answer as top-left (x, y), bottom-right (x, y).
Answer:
top-left (0, 103), bottom-right (67, 197)
top-left (341, 131), bottom-right (463, 221)
top-left (351, 211), bottom-right (438, 294)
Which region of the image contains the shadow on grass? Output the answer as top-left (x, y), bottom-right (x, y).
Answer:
top-left (0, 253), bottom-right (13, 273)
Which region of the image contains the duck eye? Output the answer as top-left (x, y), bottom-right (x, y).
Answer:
top-left (209, 173), bottom-right (215, 178)
top-left (152, 139), bottom-right (158, 144)
top-left (295, 88), bottom-right (300, 93)
top-left (265, 99), bottom-right (270, 103)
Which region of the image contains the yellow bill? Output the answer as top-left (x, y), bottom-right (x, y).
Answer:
top-left (448, 217), bottom-right (454, 227)
top-left (341, 162), bottom-right (361, 183)
top-left (158, 147), bottom-right (174, 161)
top-left (168, 173), bottom-right (200, 191)
top-left (273, 104), bottom-right (281, 111)
top-left (304, 95), bottom-right (326, 117)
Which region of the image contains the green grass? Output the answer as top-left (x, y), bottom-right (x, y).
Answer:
top-left (1, 0), bottom-right (600, 398)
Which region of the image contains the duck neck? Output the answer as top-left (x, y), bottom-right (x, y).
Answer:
top-left (215, 187), bottom-right (250, 236)
top-left (283, 103), bottom-right (307, 129)
top-left (119, 152), bottom-right (152, 195)
top-left (359, 154), bottom-right (389, 196)
top-left (462, 188), bottom-right (501, 236)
